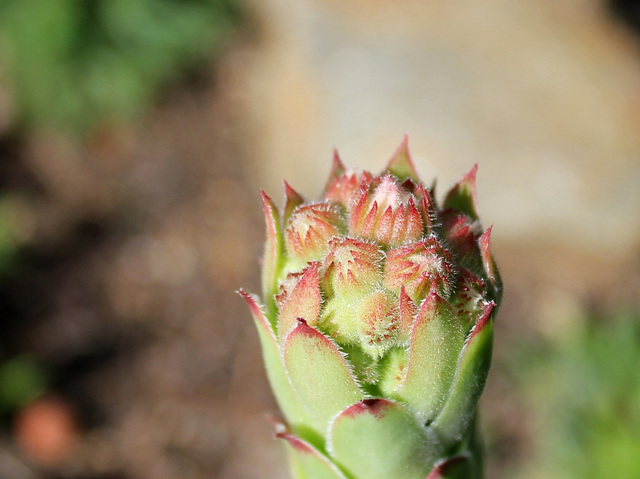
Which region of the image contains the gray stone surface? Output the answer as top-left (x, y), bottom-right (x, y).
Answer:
top-left (244, 0), bottom-right (640, 255)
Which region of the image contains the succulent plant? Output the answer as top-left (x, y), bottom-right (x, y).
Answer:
top-left (240, 136), bottom-right (502, 479)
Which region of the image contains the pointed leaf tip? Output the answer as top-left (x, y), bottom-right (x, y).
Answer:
top-left (278, 432), bottom-right (349, 479)
top-left (278, 263), bottom-right (321, 340)
top-left (240, 290), bottom-right (312, 429)
top-left (469, 301), bottom-right (495, 341)
top-left (333, 148), bottom-right (346, 170)
top-left (426, 456), bottom-right (472, 479)
top-left (260, 190), bottom-right (284, 311)
top-left (276, 432), bottom-right (315, 454)
top-left (284, 180), bottom-right (303, 200)
top-left (478, 225), bottom-right (493, 265)
top-left (238, 289), bottom-right (274, 336)
top-left (479, 226), bottom-right (502, 303)
top-left (283, 181), bottom-right (305, 222)
top-left (323, 148), bottom-right (347, 192)
top-left (260, 189), bottom-right (274, 208)
top-left (385, 134), bottom-right (421, 183)
top-left (444, 164), bottom-right (480, 221)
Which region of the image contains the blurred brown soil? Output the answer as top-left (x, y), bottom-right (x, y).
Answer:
top-left (0, 44), bottom-right (286, 479)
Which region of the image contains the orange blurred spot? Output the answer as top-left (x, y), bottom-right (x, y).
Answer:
top-left (14, 396), bottom-right (78, 468)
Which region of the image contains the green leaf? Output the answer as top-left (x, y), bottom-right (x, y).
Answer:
top-left (322, 149), bottom-right (347, 194)
top-left (239, 291), bottom-right (311, 431)
top-left (443, 165), bottom-right (480, 221)
top-left (278, 262), bottom-right (321, 341)
top-left (283, 181), bottom-right (305, 224)
top-left (329, 399), bottom-right (436, 479)
top-left (260, 191), bottom-right (285, 323)
top-left (284, 320), bottom-right (363, 433)
top-left (378, 347), bottom-right (409, 397)
top-left (478, 227), bottom-right (502, 305)
top-left (278, 432), bottom-right (349, 479)
top-left (397, 293), bottom-right (465, 422)
top-left (432, 303), bottom-right (494, 446)
top-left (385, 134), bottom-right (421, 183)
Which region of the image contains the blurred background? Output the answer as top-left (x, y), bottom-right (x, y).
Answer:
top-left (0, 0), bottom-right (639, 478)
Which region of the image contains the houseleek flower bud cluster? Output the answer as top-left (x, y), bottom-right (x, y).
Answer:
top-left (241, 137), bottom-right (502, 479)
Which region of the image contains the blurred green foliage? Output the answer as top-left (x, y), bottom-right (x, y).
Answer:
top-left (0, 356), bottom-right (47, 415)
top-left (515, 311), bottom-right (640, 479)
top-left (0, 199), bottom-right (15, 271)
top-left (0, 195), bottom-right (26, 274)
top-left (0, 0), bottom-right (242, 134)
